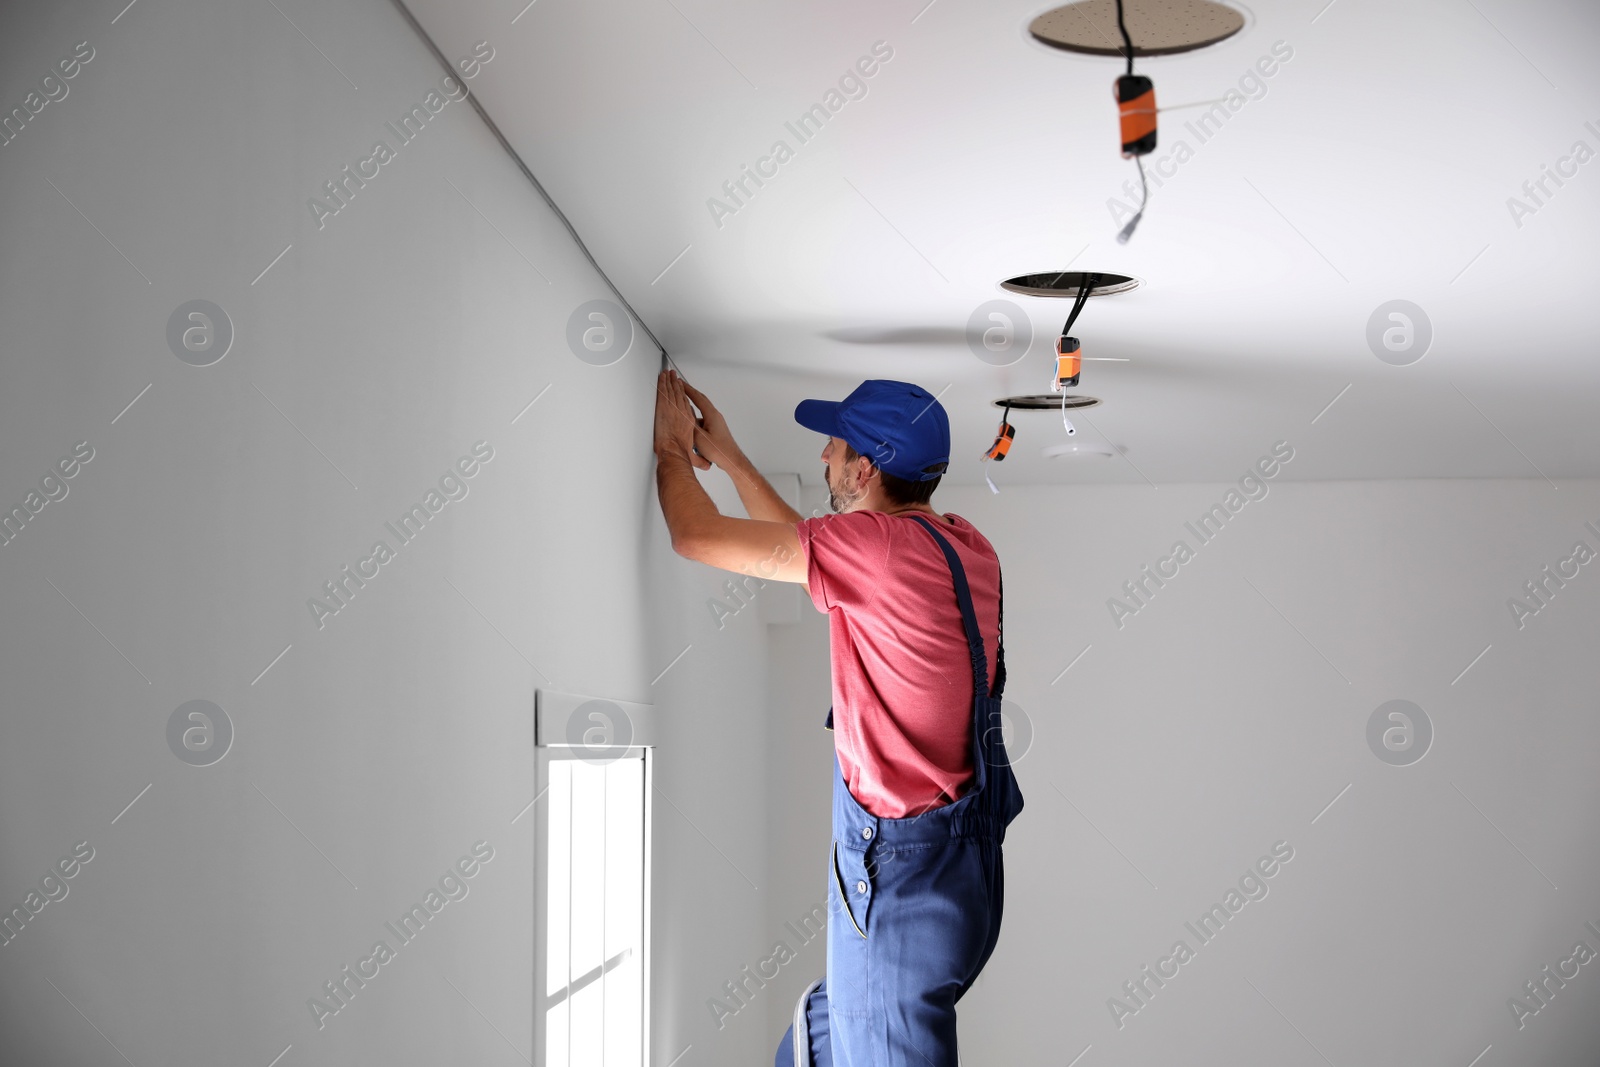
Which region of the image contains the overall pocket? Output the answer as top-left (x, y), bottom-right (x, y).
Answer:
top-left (831, 841), bottom-right (871, 939)
top-left (827, 840), bottom-right (873, 1016)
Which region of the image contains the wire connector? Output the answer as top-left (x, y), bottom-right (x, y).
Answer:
top-left (1053, 336), bottom-right (1082, 391)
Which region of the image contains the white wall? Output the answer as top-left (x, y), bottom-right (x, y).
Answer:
top-left (0, 1), bottom-right (740, 1063)
top-left (644, 470), bottom-right (777, 1067)
top-left (768, 477), bottom-right (1600, 1066)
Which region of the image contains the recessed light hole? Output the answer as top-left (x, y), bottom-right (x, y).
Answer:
top-left (1028, 0), bottom-right (1245, 57)
top-left (999, 272), bottom-right (1141, 298)
top-left (993, 394), bottom-right (1101, 410)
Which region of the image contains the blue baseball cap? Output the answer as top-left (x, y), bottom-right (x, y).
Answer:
top-left (794, 379), bottom-right (950, 482)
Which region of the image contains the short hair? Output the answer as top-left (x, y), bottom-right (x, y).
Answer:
top-left (841, 441), bottom-right (942, 506)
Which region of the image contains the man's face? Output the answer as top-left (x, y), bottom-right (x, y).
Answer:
top-left (822, 436), bottom-right (867, 514)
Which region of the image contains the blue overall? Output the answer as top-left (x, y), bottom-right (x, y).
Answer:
top-left (775, 514), bottom-right (1024, 1067)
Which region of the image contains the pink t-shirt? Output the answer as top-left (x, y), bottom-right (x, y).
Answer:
top-left (794, 510), bottom-right (1002, 819)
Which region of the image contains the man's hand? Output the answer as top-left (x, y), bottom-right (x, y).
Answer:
top-left (678, 373), bottom-right (803, 524)
top-left (651, 368), bottom-right (807, 574)
top-left (654, 369), bottom-right (711, 469)
top-left (681, 379), bottom-right (748, 473)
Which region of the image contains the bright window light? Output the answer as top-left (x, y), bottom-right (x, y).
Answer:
top-left (539, 751), bottom-right (649, 1067)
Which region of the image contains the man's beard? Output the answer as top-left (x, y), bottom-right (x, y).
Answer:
top-left (826, 466), bottom-right (863, 514)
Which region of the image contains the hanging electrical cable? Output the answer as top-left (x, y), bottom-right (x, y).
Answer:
top-left (1057, 274), bottom-right (1094, 340)
top-left (1118, 157), bottom-right (1148, 244)
top-left (981, 399), bottom-right (1015, 494)
top-left (1048, 274), bottom-right (1098, 434)
top-left (1114, 0), bottom-right (1135, 77)
top-left (1111, 0), bottom-right (1156, 243)
top-left (1059, 361), bottom-right (1078, 434)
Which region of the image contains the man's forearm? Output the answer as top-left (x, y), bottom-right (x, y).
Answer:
top-left (725, 455), bottom-right (804, 524)
top-left (656, 450), bottom-right (722, 550)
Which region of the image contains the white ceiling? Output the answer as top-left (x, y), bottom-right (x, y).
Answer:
top-left (408, 0), bottom-right (1600, 487)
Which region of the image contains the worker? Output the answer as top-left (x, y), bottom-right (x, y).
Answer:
top-left (653, 368), bottom-right (1024, 1066)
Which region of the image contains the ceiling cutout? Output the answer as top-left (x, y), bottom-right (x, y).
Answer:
top-left (994, 394), bottom-right (1102, 410)
top-left (1028, 0), bottom-right (1244, 57)
top-left (999, 271), bottom-right (1141, 298)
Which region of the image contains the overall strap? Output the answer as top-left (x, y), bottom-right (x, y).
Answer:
top-left (907, 515), bottom-right (993, 699)
top-left (993, 564), bottom-right (1006, 698)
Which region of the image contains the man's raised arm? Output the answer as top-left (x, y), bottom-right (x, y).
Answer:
top-left (681, 379), bottom-right (803, 524)
top-left (654, 370), bottom-right (808, 585)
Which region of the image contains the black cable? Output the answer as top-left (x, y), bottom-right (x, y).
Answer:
top-left (1061, 281), bottom-right (1088, 336)
top-left (1114, 0), bottom-right (1135, 76)
top-left (1060, 273), bottom-right (1097, 336)
top-left (1111, 0), bottom-right (1146, 242)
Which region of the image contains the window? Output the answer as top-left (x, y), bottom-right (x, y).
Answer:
top-left (535, 692), bottom-right (654, 1067)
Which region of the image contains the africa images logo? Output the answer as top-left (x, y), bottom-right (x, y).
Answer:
top-left (705, 41), bottom-right (894, 228)
top-left (307, 41), bottom-right (495, 231)
top-left (306, 841), bottom-right (495, 1030)
top-left (307, 442), bottom-right (494, 630)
